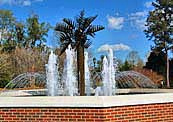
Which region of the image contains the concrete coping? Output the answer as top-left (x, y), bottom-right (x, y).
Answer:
top-left (0, 93), bottom-right (172, 108)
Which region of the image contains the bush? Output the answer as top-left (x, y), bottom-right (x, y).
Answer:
top-left (0, 53), bottom-right (13, 88)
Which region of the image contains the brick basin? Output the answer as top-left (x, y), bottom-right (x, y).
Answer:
top-left (0, 93), bottom-right (173, 121)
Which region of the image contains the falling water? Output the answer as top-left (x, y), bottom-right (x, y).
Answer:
top-left (63, 45), bottom-right (78, 96)
top-left (102, 56), bottom-right (109, 96)
top-left (46, 45), bottom-right (116, 96)
top-left (46, 50), bottom-right (59, 96)
top-left (108, 48), bottom-right (116, 95)
top-left (85, 51), bottom-right (91, 96)
top-left (100, 48), bottom-right (116, 96)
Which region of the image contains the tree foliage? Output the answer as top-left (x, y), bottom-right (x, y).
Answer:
top-left (145, 0), bottom-right (173, 51)
top-left (144, 51), bottom-right (166, 75)
top-left (144, 52), bottom-right (173, 87)
top-left (0, 10), bottom-right (15, 43)
top-left (0, 10), bottom-right (50, 88)
top-left (126, 51), bottom-right (141, 67)
top-left (26, 14), bottom-right (50, 48)
top-left (15, 22), bottom-right (25, 47)
top-left (145, 0), bottom-right (173, 87)
top-left (119, 60), bottom-right (133, 71)
top-left (0, 10), bottom-right (50, 51)
top-left (0, 52), bottom-right (13, 87)
top-left (92, 55), bottom-right (104, 72)
top-left (0, 10), bottom-right (16, 52)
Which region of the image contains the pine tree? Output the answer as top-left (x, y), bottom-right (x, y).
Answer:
top-left (145, 0), bottom-right (173, 88)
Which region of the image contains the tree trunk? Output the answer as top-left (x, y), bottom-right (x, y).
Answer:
top-left (77, 45), bottom-right (85, 96)
top-left (166, 51), bottom-right (170, 88)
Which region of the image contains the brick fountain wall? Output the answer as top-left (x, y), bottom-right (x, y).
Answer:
top-left (0, 93), bottom-right (173, 122)
top-left (0, 103), bottom-right (173, 122)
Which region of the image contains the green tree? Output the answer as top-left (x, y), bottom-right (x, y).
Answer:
top-left (55, 10), bottom-right (104, 95)
top-left (95, 55), bottom-right (104, 72)
top-left (144, 51), bottom-right (166, 76)
top-left (119, 60), bottom-right (133, 71)
top-left (126, 51), bottom-right (140, 68)
top-left (145, 0), bottom-right (173, 87)
top-left (136, 58), bottom-right (144, 69)
top-left (26, 14), bottom-right (50, 49)
top-left (0, 10), bottom-right (15, 43)
top-left (15, 22), bottom-right (26, 48)
top-left (0, 10), bottom-right (16, 52)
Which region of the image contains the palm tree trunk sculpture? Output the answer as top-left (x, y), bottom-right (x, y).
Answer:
top-left (55, 10), bottom-right (104, 95)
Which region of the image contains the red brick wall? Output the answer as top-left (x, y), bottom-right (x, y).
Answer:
top-left (0, 103), bottom-right (173, 122)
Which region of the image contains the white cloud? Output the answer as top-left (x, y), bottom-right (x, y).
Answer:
top-left (98, 43), bottom-right (130, 52)
top-left (127, 1), bottom-right (154, 31)
top-left (0, 0), bottom-right (44, 6)
top-left (129, 11), bottom-right (148, 30)
top-left (23, 1), bottom-right (31, 6)
top-left (130, 11), bottom-right (147, 17)
top-left (107, 15), bottom-right (124, 30)
top-left (144, 1), bottom-right (153, 8)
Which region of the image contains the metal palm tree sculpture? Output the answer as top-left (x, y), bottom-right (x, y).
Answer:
top-left (55, 10), bottom-right (104, 96)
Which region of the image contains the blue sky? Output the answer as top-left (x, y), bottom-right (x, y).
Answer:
top-left (0, 0), bottom-right (155, 62)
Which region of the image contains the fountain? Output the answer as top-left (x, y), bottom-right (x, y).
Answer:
top-left (2, 44), bottom-right (160, 97)
top-left (115, 71), bottom-right (158, 88)
top-left (45, 45), bottom-right (78, 96)
top-left (108, 48), bottom-right (116, 95)
top-left (4, 44), bottom-right (162, 97)
top-left (63, 45), bottom-right (78, 96)
top-left (85, 51), bottom-right (91, 96)
top-left (102, 56), bottom-right (109, 96)
top-left (95, 48), bottom-right (117, 96)
top-left (46, 50), bottom-right (59, 96)
top-left (45, 46), bottom-right (117, 96)
top-left (1, 43), bottom-right (172, 121)
top-left (1, 47), bottom-right (161, 97)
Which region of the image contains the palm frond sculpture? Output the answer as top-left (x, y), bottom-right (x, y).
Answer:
top-left (55, 10), bottom-right (104, 95)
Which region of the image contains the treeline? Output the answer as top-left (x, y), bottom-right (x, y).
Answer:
top-left (92, 51), bottom-right (144, 72)
top-left (0, 10), bottom-right (50, 87)
top-left (144, 51), bottom-right (173, 87)
top-left (144, 0), bottom-right (173, 87)
top-left (0, 10), bottom-right (50, 52)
